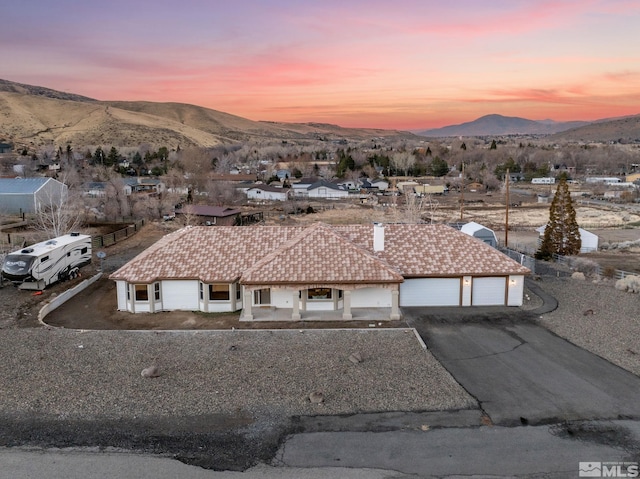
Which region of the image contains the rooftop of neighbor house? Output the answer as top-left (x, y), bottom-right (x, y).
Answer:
top-left (175, 205), bottom-right (240, 217)
top-left (109, 223), bottom-right (530, 285)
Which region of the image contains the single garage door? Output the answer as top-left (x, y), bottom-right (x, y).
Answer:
top-left (400, 278), bottom-right (461, 307)
top-left (472, 277), bottom-right (506, 306)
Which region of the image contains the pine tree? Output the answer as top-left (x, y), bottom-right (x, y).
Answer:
top-left (536, 178), bottom-right (581, 259)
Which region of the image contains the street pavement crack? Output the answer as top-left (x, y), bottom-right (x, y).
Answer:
top-left (445, 341), bottom-right (526, 362)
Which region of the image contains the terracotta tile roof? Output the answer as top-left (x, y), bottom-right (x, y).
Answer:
top-left (333, 224), bottom-right (530, 277)
top-left (241, 223), bottom-right (403, 285)
top-left (110, 223), bottom-right (529, 284)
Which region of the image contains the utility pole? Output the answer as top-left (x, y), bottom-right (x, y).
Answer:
top-left (460, 162), bottom-right (465, 221)
top-left (505, 169), bottom-right (510, 247)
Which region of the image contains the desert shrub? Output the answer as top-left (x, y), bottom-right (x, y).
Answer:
top-left (615, 275), bottom-right (640, 293)
top-left (602, 266), bottom-right (616, 279)
top-left (572, 258), bottom-right (599, 276)
top-left (599, 242), bottom-right (610, 251)
top-left (571, 271), bottom-right (586, 281)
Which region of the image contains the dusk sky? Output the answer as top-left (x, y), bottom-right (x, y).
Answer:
top-left (2, 0), bottom-right (639, 130)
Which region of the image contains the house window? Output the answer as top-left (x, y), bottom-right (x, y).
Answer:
top-left (308, 288), bottom-right (332, 300)
top-left (153, 282), bottom-right (160, 301)
top-left (235, 283), bottom-right (241, 301)
top-left (81, 247), bottom-right (88, 254)
top-left (209, 283), bottom-right (230, 301)
top-left (134, 284), bottom-right (148, 301)
top-left (199, 282), bottom-right (204, 300)
top-left (254, 288), bottom-right (271, 305)
top-left (41, 256), bottom-right (49, 263)
top-left (338, 289), bottom-right (343, 299)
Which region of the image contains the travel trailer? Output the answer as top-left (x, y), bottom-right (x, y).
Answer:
top-left (1, 233), bottom-right (92, 290)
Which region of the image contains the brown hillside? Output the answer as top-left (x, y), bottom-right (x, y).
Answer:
top-left (551, 114), bottom-right (640, 143)
top-left (0, 79), bottom-right (416, 150)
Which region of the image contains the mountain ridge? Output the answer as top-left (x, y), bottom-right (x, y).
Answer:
top-left (416, 113), bottom-right (591, 137)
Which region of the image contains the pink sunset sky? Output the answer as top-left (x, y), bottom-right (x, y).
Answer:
top-left (2, 0), bottom-right (639, 130)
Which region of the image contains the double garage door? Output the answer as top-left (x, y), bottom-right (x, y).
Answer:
top-left (400, 277), bottom-right (507, 307)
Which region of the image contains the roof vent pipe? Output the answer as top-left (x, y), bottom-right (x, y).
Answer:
top-left (373, 222), bottom-right (385, 252)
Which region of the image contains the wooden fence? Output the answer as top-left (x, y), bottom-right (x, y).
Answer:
top-left (92, 220), bottom-right (145, 249)
top-left (552, 253), bottom-right (637, 280)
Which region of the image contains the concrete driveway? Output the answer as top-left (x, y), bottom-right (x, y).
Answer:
top-left (405, 308), bottom-right (640, 426)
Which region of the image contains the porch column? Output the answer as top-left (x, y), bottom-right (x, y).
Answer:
top-left (342, 290), bottom-right (352, 320)
top-left (129, 284), bottom-right (135, 313)
top-left (243, 290), bottom-right (253, 320)
top-left (292, 291), bottom-right (301, 320)
top-left (230, 283), bottom-right (237, 312)
top-left (390, 288), bottom-right (400, 320)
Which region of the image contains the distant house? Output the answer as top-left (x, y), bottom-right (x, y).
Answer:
top-left (123, 177), bottom-right (165, 194)
top-left (175, 205), bottom-right (241, 226)
top-left (246, 184), bottom-right (291, 201)
top-left (306, 180), bottom-right (349, 199)
top-left (415, 185), bottom-right (446, 196)
top-left (0, 177), bottom-right (67, 214)
top-left (465, 182), bottom-right (485, 192)
top-left (370, 179), bottom-right (389, 191)
top-left (0, 143), bottom-right (12, 154)
top-left (291, 177), bottom-right (319, 197)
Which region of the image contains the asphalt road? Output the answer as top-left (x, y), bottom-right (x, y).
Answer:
top-left (405, 310), bottom-right (640, 426)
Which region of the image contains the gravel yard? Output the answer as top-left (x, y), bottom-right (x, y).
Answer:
top-left (0, 328), bottom-right (475, 421)
top-left (536, 275), bottom-right (640, 376)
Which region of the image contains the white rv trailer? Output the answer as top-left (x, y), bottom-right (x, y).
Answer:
top-left (1, 233), bottom-right (92, 290)
top-left (531, 177), bottom-right (556, 184)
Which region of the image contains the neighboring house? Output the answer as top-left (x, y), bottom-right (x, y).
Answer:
top-left (456, 221), bottom-right (498, 248)
top-left (415, 185), bottom-right (446, 196)
top-left (307, 180), bottom-right (349, 199)
top-left (175, 205), bottom-right (241, 226)
top-left (0, 143), bottom-right (12, 154)
top-left (291, 177), bottom-right (319, 197)
top-left (246, 184), bottom-right (291, 201)
top-left (85, 181), bottom-right (133, 198)
top-left (465, 181), bottom-right (485, 192)
top-left (110, 223), bottom-right (530, 319)
top-left (626, 173), bottom-right (640, 183)
top-left (370, 179), bottom-right (389, 191)
top-left (536, 225), bottom-right (599, 253)
top-left (123, 177), bottom-right (166, 194)
top-left (0, 177), bottom-right (67, 214)
top-left (333, 179), bottom-right (358, 190)
top-left (275, 169), bottom-right (291, 181)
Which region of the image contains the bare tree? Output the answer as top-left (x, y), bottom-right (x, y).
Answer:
top-left (393, 193), bottom-right (438, 224)
top-left (390, 152), bottom-right (415, 177)
top-left (33, 175), bottom-right (83, 237)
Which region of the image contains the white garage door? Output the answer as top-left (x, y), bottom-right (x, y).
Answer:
top-left (472, 277), bottom-right (506, 306)
top-left (400, 278), bottom-right (461, 307)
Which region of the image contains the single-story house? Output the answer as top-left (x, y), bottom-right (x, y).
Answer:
top-left (457, 221), bottom-right (498, 248)
top-left (307, 180), bottom-right (349, 199)
top-left (291, 177), bottom-right (319, 197)
top-left (123, 177), bottom-right (166, 194)
top-left (110, 223), bottom-right (530, 320)
top-left (536, 225), bottom-right (598, 253)
top-left (415, 185), bottom-right (446, 196)
top-left (0, 177), bottom-right (67, 214)
top-left (85, 181), bottom-right (133, 197)
top-left (175, 205), bottom-right (241, 226)
top-left (246, 184), bottom-right (291, 201)
top-left (370, 179), bottom-right (389, 191)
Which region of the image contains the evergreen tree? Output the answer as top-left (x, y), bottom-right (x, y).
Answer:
top-left (536, 178), bottom-right (581, 259)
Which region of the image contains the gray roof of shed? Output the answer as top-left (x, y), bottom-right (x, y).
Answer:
top-left (0, 177), bottom-right (53, 194)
